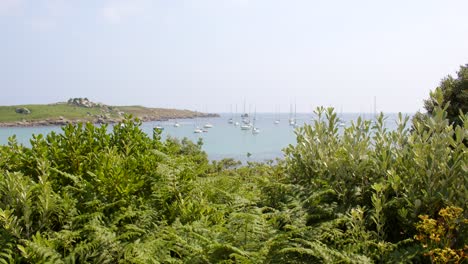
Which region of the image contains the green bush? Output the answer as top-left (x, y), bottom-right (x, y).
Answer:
top-left (0, 95), bottom-right (466, 263)
top-left (284, 91), bottom-right (467, 262)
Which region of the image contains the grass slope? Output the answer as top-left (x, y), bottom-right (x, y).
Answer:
top-left (0, 104), bottom-right (108, 122)
top-left (0, 103), bottom-right (203, 123)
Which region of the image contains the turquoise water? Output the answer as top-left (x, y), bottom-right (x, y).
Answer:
top-left (0, 113), bottom-right (409, 162)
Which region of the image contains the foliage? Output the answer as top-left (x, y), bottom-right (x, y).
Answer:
top-left (0, 97), bottom-right (466, 263)
top-left (284, 99), bottom-right (467, 262)
top-left (415, 206), bottom-right (467, 263)
top-left (422, 64), bottom-right (468, 127)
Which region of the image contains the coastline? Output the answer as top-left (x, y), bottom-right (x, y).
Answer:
top-left (0, 113), bottom-right (219, 128)
top-left (0, 99), bottom-right (219, 127)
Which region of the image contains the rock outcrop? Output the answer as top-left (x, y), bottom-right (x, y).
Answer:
top-left (15, 107), bottom-right (31, 114)
top-left (67, 98), bottom-right (102, 108)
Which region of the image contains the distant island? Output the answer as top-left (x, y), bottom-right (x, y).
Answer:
top-left (0, 98), bottom-right (218, 127)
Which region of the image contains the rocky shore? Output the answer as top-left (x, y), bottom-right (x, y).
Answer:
top-left (0, 114), bottom-right (218, 128)
top-left (0, 113), bottom-right (218, 128)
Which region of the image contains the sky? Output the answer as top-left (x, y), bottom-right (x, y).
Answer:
top-left (0, 0), bottom-right (467, 113)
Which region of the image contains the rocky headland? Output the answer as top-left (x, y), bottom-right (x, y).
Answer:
top-left (0, 98), bottom-right (218, 127)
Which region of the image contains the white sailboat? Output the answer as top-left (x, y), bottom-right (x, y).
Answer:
top-left (240, 123), bottom-right (251, 130)
top-left (367, 96), bottom-right (377, 125)
top-left (289, 103), bottom-right (296, 126)
top-left (274, 105), bottom-right (280, 124)
top-left (228, 105), bottom-right (234, 124)
top-left (241, 100), bottom-right (250, 124)
top-left (174, 121), bottom-right (180, 127)
top-left (252, 107), bottom-right (260, 134)
top-left (232, 104), bottom-right (240, 126)
top-left (203, 107), bottom-right (214, 129)
top-left (373, 96), bottom-right (377, 122)
top-left (193, 111), bottom-right (203, 133)
top-left (241, 103), bottom-right (251, 129)
top-left (337, 106), bottom-right (346, 127)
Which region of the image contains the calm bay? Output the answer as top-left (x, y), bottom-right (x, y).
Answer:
top-left (0, 113), bottom-right (408, 163)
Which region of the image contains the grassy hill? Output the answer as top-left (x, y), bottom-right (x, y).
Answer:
top-left (0, 104), bottom-right (109, 122)
top-left (0, 99), bottom-right (215, 126)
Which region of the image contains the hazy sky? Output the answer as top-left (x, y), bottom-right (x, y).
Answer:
top-left (1, 0), bottom-right (467, 113)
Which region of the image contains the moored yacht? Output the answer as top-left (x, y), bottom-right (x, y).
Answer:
top-left (251, 107), bottom-right (260, 134)
top-left (274, 105), bottom-right (280, 124)
top-left (240, 123), bottom-right (251, 130)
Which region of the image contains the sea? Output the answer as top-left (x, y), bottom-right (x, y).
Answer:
top-left (0, 113), bottom-right (411, 163)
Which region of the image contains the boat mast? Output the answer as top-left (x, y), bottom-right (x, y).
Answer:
top-left (294, 103), bottom-right (297, 124)
top-left (373, 96), bottom-right (377, 119)
top-left (243, 99), bottom-right (246, 116)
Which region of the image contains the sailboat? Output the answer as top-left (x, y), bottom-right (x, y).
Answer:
top-left (252, 126), bottom-right (260, 134)
top-left (232, 104), bottom-right (239, 126)
top-left (241, 100), bottom-right (250, 124)
top-left (174, 121), bottom-right (180, 127)
top-left (274, 105), bottom-right (280, 124)
top-left (193, 114), bottom-right (203, 133)
top-left (372, 96), bottom-right (377, 123)
top-left (367, 96), bottom-right (377, 125)
top-left (252, 107), bottom-right (260, 134)
top-left (240, 103), bottom-right (252, 130)
top-left (337, 106), bottom-right (346, 127)
top-left (228, 105), bottom-right (234, 124)
top-left (240, 123), bottom-right (252, 130)
top-left (203, 107), bottom-right (214, 128)
top-left (289, 103), bottom-right (296, 126)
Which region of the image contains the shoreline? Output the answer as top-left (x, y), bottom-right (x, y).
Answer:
top-left (0, 113), bottom-right (219, 128)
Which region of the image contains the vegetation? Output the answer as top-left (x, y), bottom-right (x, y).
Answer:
top-left (0, 99), bottom-right (210, 125)
top-left (420, 64), bottom-right (468, 127)
top-left (0, 89), bottom-right (466, 263)
top-left (0, 103), bottom-right (109, 122)
top-left (0, 93), bottom-right (466, 263)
